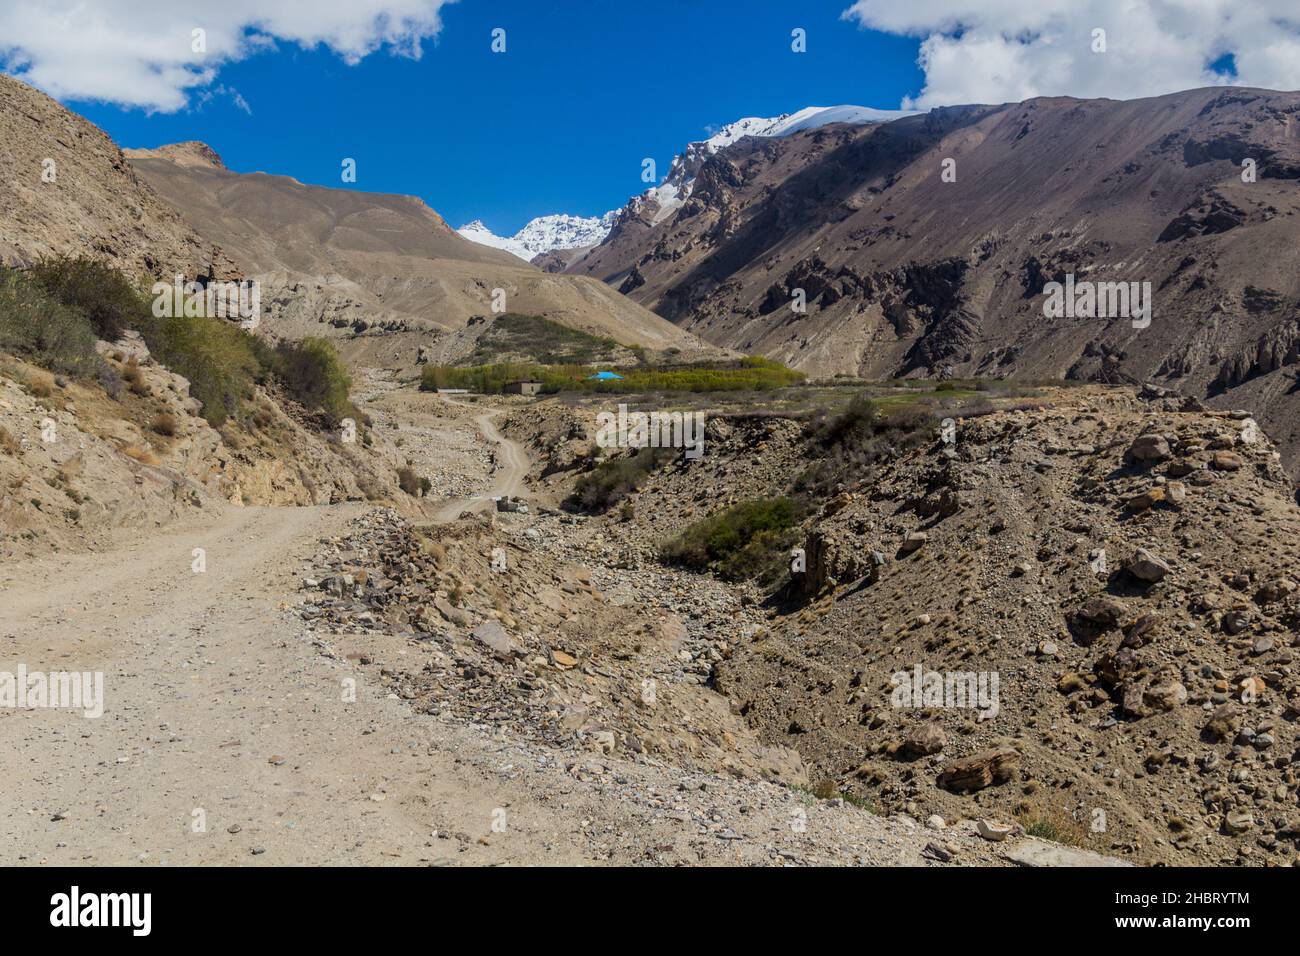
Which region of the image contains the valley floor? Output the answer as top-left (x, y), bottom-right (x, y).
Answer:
top-left (0, 378), bottom-right (1116, 866)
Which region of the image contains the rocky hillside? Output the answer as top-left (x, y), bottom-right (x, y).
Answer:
top-left (522, 385), bottom-right (1300, 866)
top-left (0, 74), bottom-right (237, 280)
top-left (0, 333), bottom-right (409, 560)
top-left (567, 87), bottom-right (1300, 472)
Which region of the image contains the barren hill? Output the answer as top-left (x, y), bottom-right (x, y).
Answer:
top-left (125, 145), bottom-right (717, 367)
top-left (569, 87), bottom-right (1300, 471)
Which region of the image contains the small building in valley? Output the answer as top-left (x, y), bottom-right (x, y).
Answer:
top-left (505, 380), bottom-right (542, 396)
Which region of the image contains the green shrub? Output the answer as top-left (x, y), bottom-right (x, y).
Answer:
top-left (566, 446), bottom-right (675, 513)
top-left (273, 337), bottom-right (352, 425)
top-left (0, 266), bottom-right (100, 376)
top-left (29, 255), bottom-right (150, 342)
top-left (660, 497), bottom-right (807, 583)
top-left (140, 314), bottom-right (262, 427)
top-left (3, 257), bottom-right (363, 434)
top-left (466, 313), bottom-right (621, 365)
top-left (794, 395), bottom-right (933, 498)
top-left (421, 358), bottom-right (805, 395)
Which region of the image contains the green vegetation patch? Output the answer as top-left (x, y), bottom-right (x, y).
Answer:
top-left (0, 265), bottom-right (100, 377)
top-left (3, 255), bottom-right (357, 430)
top-left (566, 445), bottom-right (676, 513)
top-left (272, 336), bottom-right (354, 426)
top-left (466, 313), bottom-right (622, 366)
top-left (146, 314), bottom-right (262, 427)
top-left (660, 496), bottom-right (808, 584)
top-left (29, 255), bottom-right (146, 342)
top-left (422, 355), bottom-right (804, 395)
top-left (793, 395), bottom-right (934, 499)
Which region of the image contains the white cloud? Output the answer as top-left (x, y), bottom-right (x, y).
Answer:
top-left (842, 0), bottom-right (1300, 108)
top-left (0, 0), bottom-right (452, 111)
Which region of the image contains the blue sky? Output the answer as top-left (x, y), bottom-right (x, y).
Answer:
top-left (68, 1), bottom-right (924, 235)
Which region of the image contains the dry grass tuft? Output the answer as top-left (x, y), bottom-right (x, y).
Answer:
top-left (150, 412), bottom-right (178, 437)
top-left (0, 424), bottom-right (21, 457)
top-left (121, 443), bottom-right (160, 466)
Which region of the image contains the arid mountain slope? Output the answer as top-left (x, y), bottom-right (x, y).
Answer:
top-left (569, 88), bottom-right (1300, 470)
top-left (0, 74), bottom-right (235, 280)
top-left (529, 385), bottom-right (1300, 865)
top-left (126, 146), bottom-right (716, 366)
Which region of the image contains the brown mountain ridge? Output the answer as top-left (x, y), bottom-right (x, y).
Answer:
top-left (569, 87), bottom-right (1300, 472)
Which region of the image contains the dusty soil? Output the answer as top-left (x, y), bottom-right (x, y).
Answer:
top-left (0, 377), bottom-right (1100, 866)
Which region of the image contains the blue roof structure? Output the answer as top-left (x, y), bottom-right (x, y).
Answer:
top-left (587, 371), bottom-right (624, 380)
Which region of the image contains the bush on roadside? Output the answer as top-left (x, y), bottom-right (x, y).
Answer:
top-left (141, 314), bottom-right (262, 427)
top-left (273, 337), bottom-right (353, 426)
top-left (11, 259), bottom-right (358, 433)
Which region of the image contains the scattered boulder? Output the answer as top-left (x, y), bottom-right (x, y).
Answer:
top-left (471, 619), bottom-right (519, 659)
top-left (1069, 596), bottom-right (1126, 644)
top-left (1221, 607), bottom-right (1250, 635)
top-left (1126, 433), bottom-right (1170, 464)
top-left (976, 819), bottom-right (1014, 842)
top-left (903, 722), bottom-right (947, 757)
top-left (1057, 672), bottom-right (1087, 694)
top-left (1143, 679), bottom-right (1187, 712)
top-left (899, 531), bottom-right (928, 555)
top-left (937, 747), bottom-right (1020, 793)
top-left (1223, 810), bottom-right (1254, 835)
top-left (1203, 703), bottom-right (1242, 741)
top-left (1124, 486), bottom-right (1165, 511)
top-left (1127, 548), bottom-right (1170, 584)
top-left (1121, 613), bottom-right (1159, 648)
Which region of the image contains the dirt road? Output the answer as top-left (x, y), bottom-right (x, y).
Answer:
top-left (0, 502), bottom-right (605, 864)
top-left (0, 381), bottom-right (1045, 866)
top-left (433, 394), bottom-right (529, 521)
top-left (0, 377), bottom-right (586, 864)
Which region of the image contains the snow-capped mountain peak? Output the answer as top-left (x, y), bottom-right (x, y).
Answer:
top-left (458, 211), bottom-right (617, 262)
top-left (637, 105), bottom-right (914, 224)
top-left (459, 105), bottom-right (914, 261)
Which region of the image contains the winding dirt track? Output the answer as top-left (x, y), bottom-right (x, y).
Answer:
top-left (433, 395), bottom-right (529, 521)
top-left (0, 393), bottom-right (588, 865)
